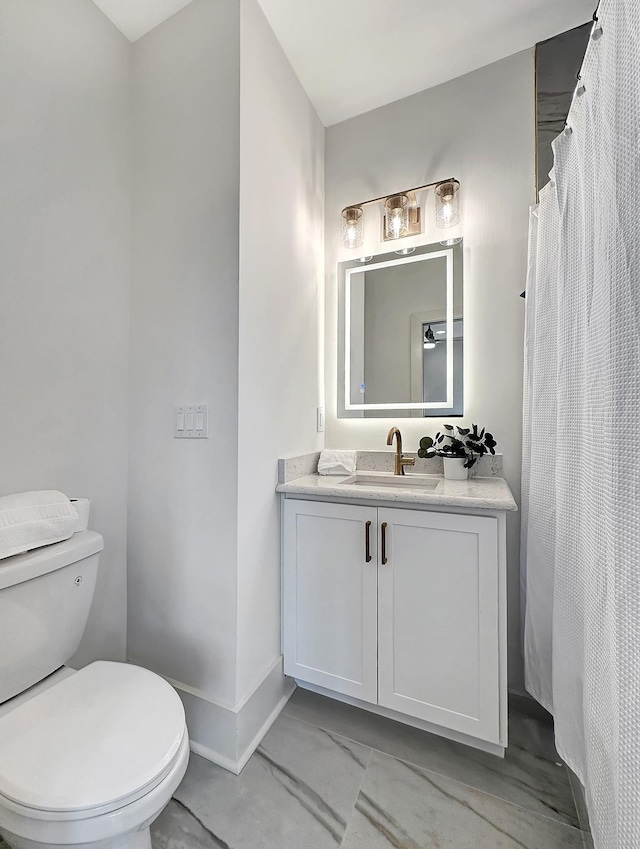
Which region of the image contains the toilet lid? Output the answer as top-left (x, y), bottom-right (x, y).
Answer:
top-left (0, 661), bottom-right (185, 813)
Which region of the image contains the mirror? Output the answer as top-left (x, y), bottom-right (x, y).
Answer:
top-left (338, 240), bottom-right (463, 418)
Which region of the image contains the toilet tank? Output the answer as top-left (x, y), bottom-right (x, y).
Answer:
top-left (0, 531), bottom-right (104, 703)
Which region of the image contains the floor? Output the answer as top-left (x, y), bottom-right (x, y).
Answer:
top-left (150, 688), bottom-right (593, 849)
top-left (0, 688), bottom-right (592, 849)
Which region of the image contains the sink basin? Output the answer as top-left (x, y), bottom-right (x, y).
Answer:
top-left (340, 474), bottom-right (441, 492)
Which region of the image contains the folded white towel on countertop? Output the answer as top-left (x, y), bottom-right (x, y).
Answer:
top-left (0, 490), bottom-right (79, 560)
top-left (318, 450), bottom-right (357, 476)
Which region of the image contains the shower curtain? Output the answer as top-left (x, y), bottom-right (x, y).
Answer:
top-left (522, 2), bottom-right (640, 847)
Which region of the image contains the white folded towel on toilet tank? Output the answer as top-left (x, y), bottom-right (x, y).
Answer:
top-left (0, 490), bottom-right (79, 560)
top-left (317, 450), bottom-right (357, 475)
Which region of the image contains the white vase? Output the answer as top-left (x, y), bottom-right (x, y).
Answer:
top-left (443, 457), bottom-right (469, 480)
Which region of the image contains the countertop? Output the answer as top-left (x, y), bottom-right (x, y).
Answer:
top-left (276, 472), bottom-right (518, 512)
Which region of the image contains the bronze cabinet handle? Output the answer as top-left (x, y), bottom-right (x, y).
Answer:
top-left (365, 520), bottom-right (372, 563)
top-left (381, 522), bottom-right (388, 565)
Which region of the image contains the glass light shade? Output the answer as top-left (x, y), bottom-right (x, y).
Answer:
top-left (342, 206), bottom-right (363, 249)
top-left (435, 180), bottom-right (461, 229)
top-left (385, 194), bottom-right (409, 240)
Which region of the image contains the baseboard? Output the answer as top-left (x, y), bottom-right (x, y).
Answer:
top-left (189, 739), bottom-right (239, 774)
top-left (144, 656), bottom-right (293, 775)
top-left (236, 662), bottom-right (296, 774)
top-left (508, 689), bottom-right (554, 726)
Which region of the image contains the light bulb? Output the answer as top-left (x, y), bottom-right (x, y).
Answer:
top-left (342, 206), bottom-right (363, 249)
top-left (385, 194), bottom-right (409, 240)
top-left (435, 180), bottom-right (460, 229)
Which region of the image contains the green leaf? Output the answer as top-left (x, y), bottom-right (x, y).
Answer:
top-left (444, 424), bottom-right (454, 431)
top-left (419, 436), bottom-right (434, 450)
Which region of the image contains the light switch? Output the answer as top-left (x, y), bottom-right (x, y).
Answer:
top-left (174, 405), bottom-right (209, 439)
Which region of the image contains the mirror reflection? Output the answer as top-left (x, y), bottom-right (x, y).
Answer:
top-left (338, 241), bottom-right (463, 418)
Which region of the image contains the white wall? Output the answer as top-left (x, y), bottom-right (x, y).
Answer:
top-left (237, 0), bottom-right (325, 702)
top-left (325, 52), bottom-right (535, 691)
top-left (0, 0), bottom-right (131, 665)
top-left (128, 0), bottom-right (241, 707)
top-left (362, 260), bottom-right (447, 404)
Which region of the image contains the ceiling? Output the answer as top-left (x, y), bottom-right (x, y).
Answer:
top-left (92, 0), bottom-right (593, 125)
top-left (91, 0), bottom-right (196, 42)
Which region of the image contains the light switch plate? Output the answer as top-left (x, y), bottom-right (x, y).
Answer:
top-left (317, 406), bottom-right (325, 433)
top-left (174, 405), bottom-right (209, 438)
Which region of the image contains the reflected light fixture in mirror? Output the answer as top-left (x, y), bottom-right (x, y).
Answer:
top-left (384, 194), bottom-right (409, 240)
top-left (435, 180), bottom-right (461, 229)
top-left (424, 325), bottom-right (438, 349)
top-left (342, 206), bottom-right (363, 249)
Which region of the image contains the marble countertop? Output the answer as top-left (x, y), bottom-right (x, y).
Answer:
top-left (276, 471), bottom-right (518, 512)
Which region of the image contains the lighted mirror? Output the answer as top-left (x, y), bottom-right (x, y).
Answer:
top-left (337, 240), bottom-right (463, 418)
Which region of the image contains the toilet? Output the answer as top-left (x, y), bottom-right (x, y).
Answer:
top-left (0, 531), bottom-right (189, 849)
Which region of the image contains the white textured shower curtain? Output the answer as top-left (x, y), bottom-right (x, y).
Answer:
top-left (522, 2), bottom-right (640, 847)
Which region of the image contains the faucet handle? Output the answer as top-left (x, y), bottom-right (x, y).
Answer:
top-left (400, 456), bottom-right (416, 475)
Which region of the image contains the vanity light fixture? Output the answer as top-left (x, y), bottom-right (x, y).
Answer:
top-left (341, 177), bottom-right (460, 249)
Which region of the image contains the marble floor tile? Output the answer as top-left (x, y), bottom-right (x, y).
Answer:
top-left (152, 799), bottom-right (226, 849)
top-left (341, 750), bottom-right (586, 849)
top-left (284, 688), bottom-right (578, 827)
top-left (567, 766), bottom-right (591, 832)
top-left (508, 710), bottom-right (559, 762)
top-left (152, 711), bottom-right (370, 849)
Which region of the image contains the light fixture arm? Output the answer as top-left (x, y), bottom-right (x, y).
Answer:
top-left (342, 177), bottom-right (458, 214)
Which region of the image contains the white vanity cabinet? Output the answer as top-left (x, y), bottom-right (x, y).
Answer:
top-left (282, 497), bottom-right (507, 752)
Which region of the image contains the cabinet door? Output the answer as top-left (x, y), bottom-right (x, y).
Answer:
top-left (378, 508), bottom-right (500, 743)
top-left (283, 500), bottom-right (378, 702)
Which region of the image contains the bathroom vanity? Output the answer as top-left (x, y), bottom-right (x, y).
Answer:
top-left (277, 463), bottom-right (517, 757)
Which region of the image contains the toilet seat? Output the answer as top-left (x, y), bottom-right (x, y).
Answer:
top-left (0, 661), bottom-right (186, 818)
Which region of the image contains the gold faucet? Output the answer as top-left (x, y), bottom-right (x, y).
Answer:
top-left (386, 427), bottom-right (416, 476)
